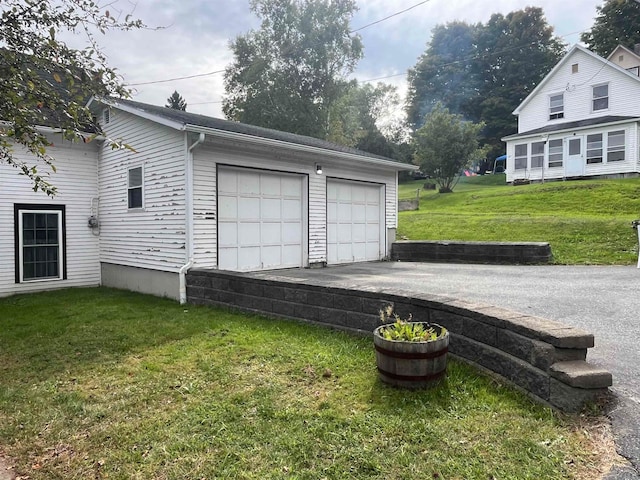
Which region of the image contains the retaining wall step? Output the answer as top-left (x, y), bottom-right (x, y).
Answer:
top-left (550, 361), bottom-right (613, 389)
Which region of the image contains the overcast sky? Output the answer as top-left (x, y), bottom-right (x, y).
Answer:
top-left (83, 0), bottom-right (605, 118)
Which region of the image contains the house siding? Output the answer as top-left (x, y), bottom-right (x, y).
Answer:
top-left (0, 135), bottom-right (100, 297)
top-left (192, 141), bottom-right (397, 268)
top-left (518, 49), bottom-right (640, 133)
top-left (98, 109), bottom-right (187, 273)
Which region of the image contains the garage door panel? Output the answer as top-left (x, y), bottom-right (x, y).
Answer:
top-left (327, 180), bottom-right (382, 265)
top-left (261, 198), bottom-right (281, 219)
top-left (238, 197), bottom-right (260, 220)
top-left (218, 170), bottom-right (238, 193)
top-left (282, 199), bottom-right (302, 220)
top-left (239, 173), bottom-right (260, 194)
top-left (219, 196), bottom-right (238, 219)
top-left (261, 223), bottom-right (281, 244)
top-left (218, 167), bottom-right (304, 271)
top-left (218, 222), bottom-right (237, 246)
top-left (239, 223), bottom-right (260, 245)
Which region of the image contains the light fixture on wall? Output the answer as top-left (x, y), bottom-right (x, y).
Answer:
top-left (315, 164), bottom-right (323, 175)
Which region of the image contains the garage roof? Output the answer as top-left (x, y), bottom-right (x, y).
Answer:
top-left (96, 98), bottom-right (417, 171)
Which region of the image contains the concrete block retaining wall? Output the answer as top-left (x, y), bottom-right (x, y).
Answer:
top-left (186, 269), bottom-right (611, 412)
top-left (392, 240), bottom-right (553, 264)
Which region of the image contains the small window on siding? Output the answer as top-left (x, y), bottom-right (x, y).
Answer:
top-left (531, 142), bottom-right (545, 168)
top-left (619, 55), bottom-right (624, 62)
top-left (128, 166), bottom-right (144, 209)
top-left (586, 134), bottom-right (603, 164)
top-left (548, 139), bottom-right (563, 168)
top-left (549, 93), bottom-right (564, 120)
top-left (607, 130), bottom-right (625, 162)
top-left (514, 144), bottom-right (528, 170)
top-left (572, 63), bottom-right (579, 74)
top-left (103, 109), bottom-right (110, 124)
top-left (592, 84), bottom-right (609, 111)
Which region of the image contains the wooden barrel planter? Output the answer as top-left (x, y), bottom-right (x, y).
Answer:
top-left (373, 323), bottom-right (449, 389)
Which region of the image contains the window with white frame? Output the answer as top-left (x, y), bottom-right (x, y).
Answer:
top-left (549, 93), bottom-right (564, 120)
top-left (607, 130), bottom-right (625, 162)
top-left (128, 166), bottom-right (144, 209)
top-left (548, 139), bottom-right (563, 168)
top-left (514, 144), bottom-right (528, 170)
top-left (14, 205), bottom-right (66, 283)
top-left (530, 142), bottom-right (545, 168)
top-left (586, 134), bottom-right (603, 164)
top-left (592, 84), bottom-right (609, 111)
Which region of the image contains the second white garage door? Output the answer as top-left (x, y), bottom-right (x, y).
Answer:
top-left (327, 179), bottom-right (383, 265)
top-left (218, 167), bottom-right (306, 271)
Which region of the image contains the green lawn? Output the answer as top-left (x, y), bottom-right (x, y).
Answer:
top-left (398, 175), bottom-right (640, 264)
top-left (0, 288), bottom-right (615, 479)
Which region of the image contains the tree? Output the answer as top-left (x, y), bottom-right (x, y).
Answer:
top-left (581, 0), bottom-right (640, 57)
top-left (413, 103), bottom-right (484, 193)
top-left (406, 21), bottom-right (479, 128)
top-left (0, 0), bottom-right (143, 196)
top-left (406, 7), bottom-right (564, 161)
top-left (327, 81), bottom-right (399, 157)
top-left (166, 90), bottom-right (187, 111)
top-left (223, 0), bottom-right (363, 139)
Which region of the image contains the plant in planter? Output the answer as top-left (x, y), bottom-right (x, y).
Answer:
top-left (373, 306), bottom-right (449, 389)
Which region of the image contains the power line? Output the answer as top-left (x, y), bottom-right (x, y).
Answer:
top-left (125, 69), bottom-right (226, 86)
top-left (350, 0), bottom-right (432, 33)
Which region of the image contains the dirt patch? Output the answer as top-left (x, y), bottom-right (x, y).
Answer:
top-left (0, 453), bottom-right (16, 480)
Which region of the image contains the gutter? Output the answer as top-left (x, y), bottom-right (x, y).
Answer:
top-left (179, 132), bottom-right (205, 305)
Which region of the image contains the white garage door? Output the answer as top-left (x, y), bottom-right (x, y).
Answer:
top-left (218, 167), bottom-right (305, 271)
top-left (327, 179), bottom-right (383, 265)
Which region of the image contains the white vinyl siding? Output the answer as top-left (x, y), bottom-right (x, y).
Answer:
top-left (0, 136), bottom-right (100, 297)
top-left (516, 49), bottom-right (640, 133)
top-left (98, 110), bottom-right (187, 273)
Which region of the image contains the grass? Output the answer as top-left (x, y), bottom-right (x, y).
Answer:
top-left (0, 288), bottom-right (616, 479)
top-left (398, 175), bottom-right (640, 264)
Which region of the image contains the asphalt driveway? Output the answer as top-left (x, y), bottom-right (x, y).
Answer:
top-left (251, 262), bottom-right (639, 477)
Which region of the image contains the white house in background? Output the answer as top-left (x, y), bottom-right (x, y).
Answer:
top-left (0, 98), bottom-right (415, 300)
top-left (503, 44), bottom-right (640, 183)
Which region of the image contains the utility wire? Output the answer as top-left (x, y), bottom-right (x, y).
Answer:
top-left (125, 69), bottom-right (226, 86)
top-left (350, 0), bottom-right (432, 33)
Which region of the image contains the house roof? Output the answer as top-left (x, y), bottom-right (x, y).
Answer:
top-left (513, 44), bottom-right (640, 115)
top-left (607, 44), bottom-right (640, 64)
top-left (94, 98), bottom-right (416, 170)
top-left (502, 115), bottom-right (640, 140)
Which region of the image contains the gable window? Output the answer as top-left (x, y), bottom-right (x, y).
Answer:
top-left (128, 166), bottom-right (144, 209)
top-left (514, 144), bottom-right (528, 170)
top-left (531, 142), bottom-right (545, 168)
top-left (572, 63), bottom-right (579, 74)
top-left (586, 134), bottom-right (603, 164)
top-left (549, 93), bottom-right (564, 120)
top-left (607, 130), bottom-right (625, 162)
top-left (14, 204), bottom-right (66, 283)
top-left (592, 84), bottom-right (609, 111)
top-left (548, 139), bottom-right (563, 168)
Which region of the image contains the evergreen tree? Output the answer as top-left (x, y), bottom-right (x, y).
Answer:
top-left (166, 90), bottom-right (187, 111)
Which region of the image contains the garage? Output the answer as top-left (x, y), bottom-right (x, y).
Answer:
top-left (327, 179), bottom-right (384, 265)
top-left (217, 166), bottom-right (306, 271)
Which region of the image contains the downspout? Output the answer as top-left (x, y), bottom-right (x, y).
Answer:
top-left (179, 132), bottom-right (205, 304)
